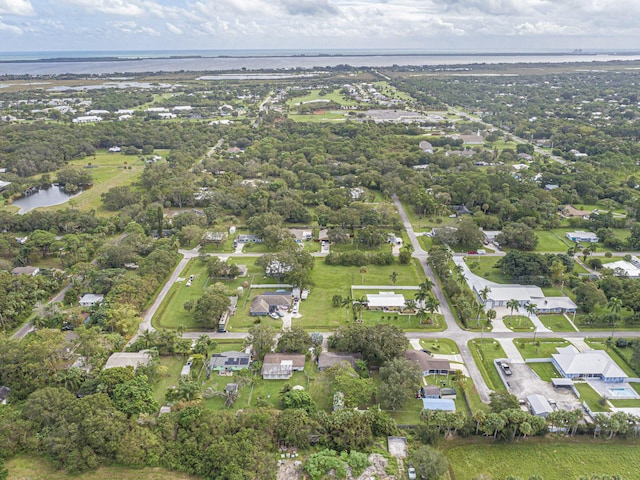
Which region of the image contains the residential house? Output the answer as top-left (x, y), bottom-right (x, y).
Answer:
top-left (566, 231), bottom-right (598, 243)
top-left (551, 346), bottom-right (627, 383)
top-left (419, 141), bottom-right (433, 154)
top-left (474, 284), bottom-right (577, 313)
top-left (421, 398), bottom-right (456, 412)
top-left (202, 231), bottom-right (227, 244)
top-left (250, 293), bottom-right (292, 316)
top-left (261, 353), bottom-right (306, 379)
top-left (236, 234), bottom-right (262, 244)
top-left (451, 205), bottom-right (472, 216)
top-left (208, 351), bottom-right (251, 372)
top-left (544, 184), bottom-right (559, 191)
top-left (404, 350), bottom-right (451, 375)
top-left (366, 292), bottom-right (406, 311)
top-left (603, 260), bottom-right (640, 278)
top-left (104, 351), bottom-right (152, 370)
top-left (72, 115), bottom-right (102, 123)
top-left (0, 180), bottom-right (11, 192)
top-left (317, 352), bottom-right (362, 371)
top-left (11, 266), bottom-right (40, 276)
top-left (79, 294), bottom-right (104, 307)
top-left (108, 146), bottom-right (122, 153)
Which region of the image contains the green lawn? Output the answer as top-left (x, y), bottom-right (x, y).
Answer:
top-left (288, 112), bottom-right (348, 122)
top-left (584, 339), bottom-right (639, 377)
top-left (153, 257), bottom-right (264, 331)
top-left (48, 150), bottom-right (168, 214)
top-left (503, 315), bottom-right (535, 332)
top-left (527, 361), bottom-right (562, 382)
top-left (6, 455), bottom-right (198, 480)
top-left (447, 441), bottom-right (640, 480)
top-left (538, 313), bottom-right (577, 332)
top-left (468, 339), bottom-right (507, 392)
top-left (153, 355), bottom-right (186, 404)
top-left (574, 382), bottom-right (609, 412)
top-left (419, 338), bottom-right (460, 355)
top-left (535, 230), bottom-right (574, 252)
top-left (513, 338), bottom-right (570, 359)
top-left (286, 88), bottom-right (359, 107)
top-left (466, 256), bottom-right (511, 283)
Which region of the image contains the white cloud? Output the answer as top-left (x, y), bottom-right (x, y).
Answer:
top-left (111, 19), bottom-right (159, 35)
top-left (166, 22), bottom-right (183, 34)
top-left (0, 0), bottom-right (35, 16)
top-left (0, 17), bottom-right (22, 33)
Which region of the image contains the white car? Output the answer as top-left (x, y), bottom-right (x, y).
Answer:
top-left (268, 311), bottom-right (279, 319)
top-left (408, 467), bottom-right (417, 480)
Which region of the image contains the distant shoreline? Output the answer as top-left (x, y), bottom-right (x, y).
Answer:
top-left (1, 50), bottom-right (639, 65)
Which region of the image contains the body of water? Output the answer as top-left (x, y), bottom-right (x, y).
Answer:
top-left (1, 50), bottom-right (640, 75)
top-left (12, 185), bottom-right (81, 214)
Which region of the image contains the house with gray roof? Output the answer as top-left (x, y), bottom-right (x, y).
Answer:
top-left (208, 351), bottom-right (251, 372)
top-left (551, 346), bottom-right (627, 383)
top-left (404, 350), bottom-right (451, 375)
top-left (527, 394), bottom-right (554, 418)
top-left (250, 294), bottom-right (291, 316)
top-left (261, 353), bottom-right (306, 379)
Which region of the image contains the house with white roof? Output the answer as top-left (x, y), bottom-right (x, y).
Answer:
top-left (366, 292), bottom-right (406, 311)
top-left (73, 115), bottom-right (102, 123)
top-left (474, 284), bottom-right (576, 313)
top-left (527, 394), bottom-right (554, 418)
top-left (79, 293), bottom-right (104, 307)
top-left (566, 231), bottom-right (598, 243)
top-left (551, 346), bottom-right (627, 383)
top-left (604, 260), bottom-right (640, 278)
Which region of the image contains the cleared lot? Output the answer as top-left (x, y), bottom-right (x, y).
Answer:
top-left (503, 363), bottom-right (582, 413)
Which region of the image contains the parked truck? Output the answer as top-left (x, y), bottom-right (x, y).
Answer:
top-left (500, 362), bottom-right (512, 375)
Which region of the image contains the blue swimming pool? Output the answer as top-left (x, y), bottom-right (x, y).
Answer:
top-left (608, 387), bottom-right (637, 398)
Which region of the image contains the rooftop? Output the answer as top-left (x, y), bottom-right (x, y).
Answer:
top-left (104, 351), bottom-right (151, 370)
top-left (552, 346), bottom-right (627, 379)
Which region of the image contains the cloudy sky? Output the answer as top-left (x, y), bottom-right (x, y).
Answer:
top-left (0, 0), bottom-right (638, 52)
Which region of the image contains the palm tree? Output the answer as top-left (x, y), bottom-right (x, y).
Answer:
top-left (341, 296), bottom-right (353, 322)
top-left (486, 309), bottom-right (496, 327)
top-left (389, 271), bottom-right (398, 286)
top-left (405, 299), bottom-right (416, 325)
top-left (177, 324), bottom-right (186, 338)
top-left (524, 303), bottom-right (537, 327)
top-left (506, 298), bottom-right (520, 323)
top-left (359, 266), bottom-right (368, 284)
top-left (478, 286), bottom-right (491, 306)
top-left (608, 297), bottom-right (623, 339)
top-left (419, 279), bottom-right (434, 292)
top-left (416, 307), bottom-right (428, 326)
top-left (474, 302), bottom-right (485, 327)
top-left (425, 295), bottom-right (440, 325)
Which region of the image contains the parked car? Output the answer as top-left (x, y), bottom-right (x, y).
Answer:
top-left (276, 310), bottom-right (285, 318)
top-left (269, 311), bottom-right (279, 319)
top-left (408, 466), bottom-right (417, 480)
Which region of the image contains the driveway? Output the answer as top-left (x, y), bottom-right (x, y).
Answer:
top-left (506, 363), bottom-right (581, 412)
top-left (497, 338), bottom-right (525, 364)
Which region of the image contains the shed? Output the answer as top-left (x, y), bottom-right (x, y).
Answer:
top-left (440, 387), bottom-right (457, 399)
top-left (11, 266), bottom-right (40, 276)
top-left (421, 398), bottom-right (455, 412)
top-left (422, 385), bottom-right (440, 399)
top-left (527, 394), bottom-right (554, 418)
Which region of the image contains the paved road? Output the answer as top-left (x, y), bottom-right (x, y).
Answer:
top-left (11, 283), bottom-right (71, 340)
top-left (392, 194), bottom-right (493, 402)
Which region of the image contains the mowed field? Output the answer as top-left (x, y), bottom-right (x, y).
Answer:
top-left (446, 441), bottom-right (640, 480)
top-left (6, 455), bottom-right (198, 480)
top-left (28, 149), bottom-right (168, 215)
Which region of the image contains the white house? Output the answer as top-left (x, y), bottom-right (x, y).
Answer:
top-left (79, 293), bottom-right (104, 307)
top-left (566, 231), bottom-right (599, 243)
top-left (604, 260), bottom-right (640, 278)
top-left (73, 115), bottom-right (102, 123)
top-left (551, 346), bottom-right (627, 383)
top-left (366, 292), bottom-right (406, 310)
top-left (108, 146), bottom-right (122, 153)
top-left (158, 113), bottom-right (177, 119)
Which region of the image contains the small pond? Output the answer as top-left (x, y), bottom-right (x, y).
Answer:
top-left (12, 185), bottom-right (82, 214)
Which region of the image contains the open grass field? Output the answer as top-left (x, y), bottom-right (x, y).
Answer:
top-left (527, 361), bottom-right (562, 382)
top-left (446, 441), bottom-right (640, 480)
top-left (46, 150), bottom-right (169, 214)
top-left (503, 315), bottom-right (535, 332)
top-left (574, 382), bottom-right (609, 412)
top-left (535, 230), bottom-right (574, 252)
top-left (6, 455), bottom-right (197, 480)
top-left (513, 338), bottom-right (570, 359)
top-left (538, 313), bottom-right (577, 332)
top-left (286, 88), bottom-right (359, 107)
top-left (153, 355), bottom-right (185, 404)
top-left (468, 338), bottom-right (507, 392)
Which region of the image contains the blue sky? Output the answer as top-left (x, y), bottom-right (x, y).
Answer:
top-left (0, 0), bottom-right (639, 52)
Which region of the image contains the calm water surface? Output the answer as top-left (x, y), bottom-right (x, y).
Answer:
top-left (12, 185), bottom-right (81, 214)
